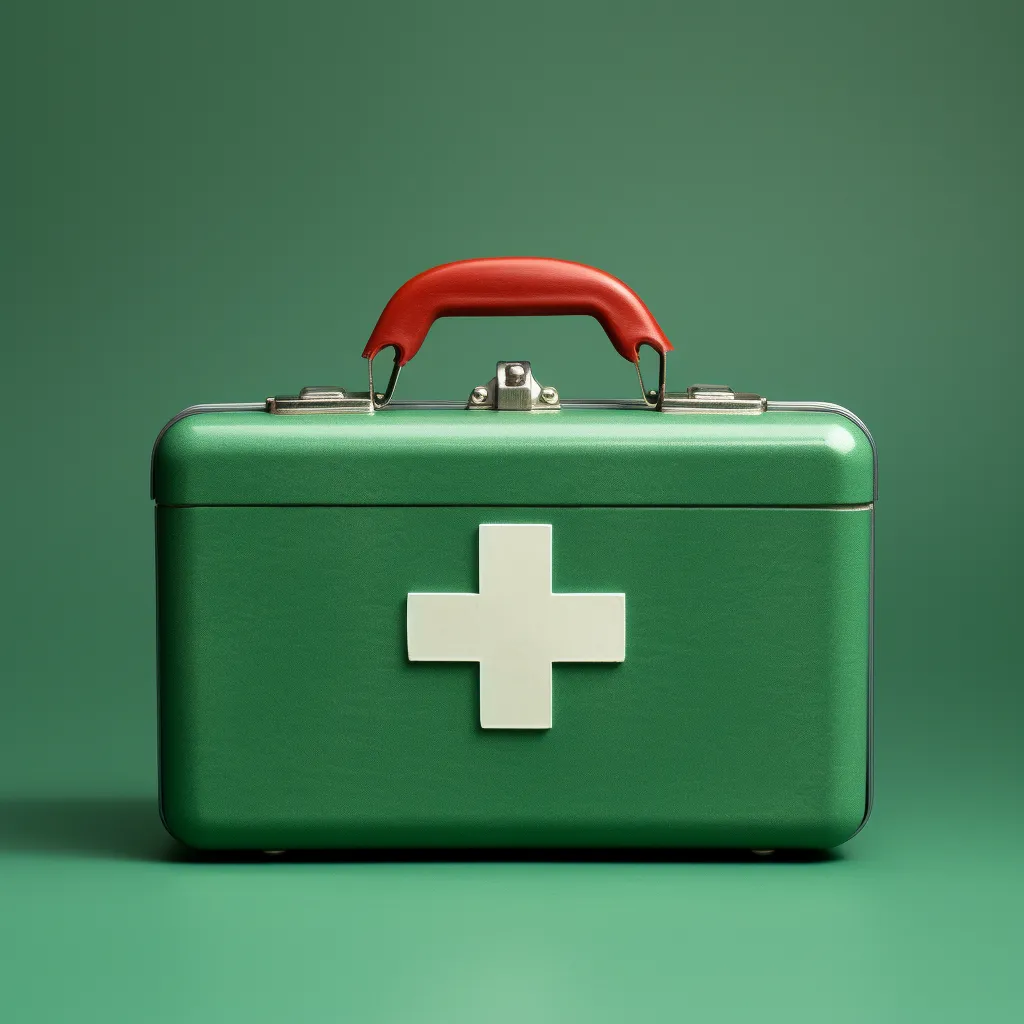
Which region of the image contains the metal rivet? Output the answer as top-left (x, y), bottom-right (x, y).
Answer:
top-left (470, 386), bottom-right (489, 405)
top-left (505, 363), bottom-right (526, 387)
top-left (540, 387), bottom-right (558, 405)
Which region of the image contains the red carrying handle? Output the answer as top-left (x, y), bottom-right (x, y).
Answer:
top-left (362, 257), bottom-right (672, 367)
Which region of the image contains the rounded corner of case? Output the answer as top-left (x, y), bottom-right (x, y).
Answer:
top-left (158, 792), bottom-right (221, 852)
top-left (828, 796), bottom-right (873, 849)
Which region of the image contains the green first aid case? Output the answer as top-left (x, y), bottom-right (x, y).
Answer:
top-left (153, 258), bottom-right (875, 852)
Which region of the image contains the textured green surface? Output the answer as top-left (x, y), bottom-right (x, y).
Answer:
top-left (5, 0), bottom-right (1023, 1019)
top-left (158, 505), bottom-right (869, 849)
top-left (155, 408), bottom-right (874, 507)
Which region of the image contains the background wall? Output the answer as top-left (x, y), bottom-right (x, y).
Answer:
top-left (2, 1), bottom-right (1022, 1018)
top-left (7, 0), bottom-right (1020, 803)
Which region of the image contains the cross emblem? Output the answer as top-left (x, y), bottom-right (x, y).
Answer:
top-left (407, 524), bottom-right (626, 729)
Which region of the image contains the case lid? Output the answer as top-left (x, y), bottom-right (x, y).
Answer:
top-left (152, 407), bottom-right (874, 507)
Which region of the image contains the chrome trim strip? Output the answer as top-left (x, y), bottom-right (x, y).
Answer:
top-left (155, 397), bottom-right (881, 423)
top-left (398, 399), bottom-right (649, 409)
top-left (389, 400), bottom-right (468, 408)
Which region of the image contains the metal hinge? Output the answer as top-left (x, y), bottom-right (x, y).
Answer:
top-left (660, 385), bottom-right (765, 414)
top-left (467, 361), bottom-right (561, 411)
top-left (267, 386), bottom-right (374, 414)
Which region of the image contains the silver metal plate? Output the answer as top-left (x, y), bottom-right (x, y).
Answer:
top-left (660, 385), bottom-right (766, 414)
top-left (268, 386), bottom-right (374, 415)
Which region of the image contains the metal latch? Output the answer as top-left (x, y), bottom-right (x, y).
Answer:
top-left (467, 361), bottom-right (561, 411)
top-left (267, 386), bottom-right (374, 414)
top-left (660, 385), bottom-right (765, 414)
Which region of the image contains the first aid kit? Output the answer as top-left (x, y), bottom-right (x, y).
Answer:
top-left (153, 257), bottom-right (874, 851)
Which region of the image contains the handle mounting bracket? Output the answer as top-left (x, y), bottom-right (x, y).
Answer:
top-left (467, 361), bottom-right (561, 411)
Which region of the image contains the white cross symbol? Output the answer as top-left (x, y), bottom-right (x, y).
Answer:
top-left (407, 524), bottom-right (626, 729)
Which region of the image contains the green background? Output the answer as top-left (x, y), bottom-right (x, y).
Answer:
top-left (2, 1), bottom-right (1020, 1020)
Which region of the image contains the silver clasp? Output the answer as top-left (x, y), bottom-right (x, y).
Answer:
top-left (467, 361), bottom-right (561, 411)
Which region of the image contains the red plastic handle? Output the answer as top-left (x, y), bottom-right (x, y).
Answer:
top-left (362, 257), bottom-right (672, 366)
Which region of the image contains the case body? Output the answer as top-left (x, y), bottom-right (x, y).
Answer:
top-left (154, 407), bottom-right (874, 850)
